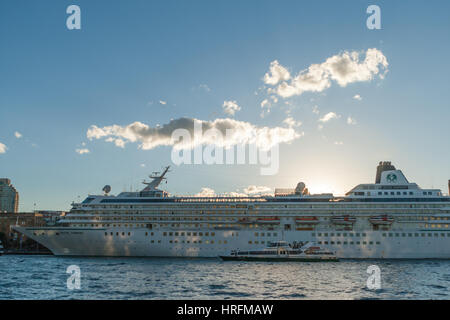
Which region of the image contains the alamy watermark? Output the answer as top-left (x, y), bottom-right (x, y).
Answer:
top-left (66, 265), bottom-right (81, 290)
top-left (366, 265), bottom-right (381, 290)
top-left (170, 123), bottom-right (279, 176)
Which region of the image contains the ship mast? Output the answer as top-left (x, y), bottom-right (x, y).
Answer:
top-left (142, 166), bottom-right (171, 191)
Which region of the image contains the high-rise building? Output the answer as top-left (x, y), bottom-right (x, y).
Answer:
top-left (0, 178), bottom-right (19, 213)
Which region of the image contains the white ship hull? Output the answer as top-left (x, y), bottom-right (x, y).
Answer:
top-left (13, 226), bottom-right (450, 259)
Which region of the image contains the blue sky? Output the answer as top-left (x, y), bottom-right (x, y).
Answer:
top-left (1, 0), bottom-right (449, 211)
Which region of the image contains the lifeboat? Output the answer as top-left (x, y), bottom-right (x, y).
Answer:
top-left (331, 215), bottom-right (356, 225)
top-left (256, 217), bottom-right (280, 224)
top-left (295, 217), bottom-right (319, 224)
top-left (369, 215), bottom-right (394, 225)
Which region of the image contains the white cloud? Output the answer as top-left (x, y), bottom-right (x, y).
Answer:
top-left (87, 117), bottom-right (302, 152)
top-left (0, 142), bottom-right (7, 154)
top-left (283, 117), bottom-right (302, 128)
top-left (347, 116), bottom-right (357, 125)
top-left (159, 100), bottom-right (167, 105)
top-left (222, 100), bottom-right (241, 116)
top-left (140, 164), bottom-right (146, 168)
top-left (75, 148), bottom-right (90, 155)
top-left (106, 137), bottom-right (126, 148)
top-left (260, 99), bottom-right (270, 109)
top-left (353, 94), bottom-right (362, 101)
top-left (265, 48), bottom-right (388, 98)
top-left (196, 187), bottom-right (216, 197)
top-left (263, 60), bottom-right (291, 85)
top-left (334, 141), bottom-right (344, 145)
top-left (243, 185), bottom-right (272, 195)
top-left (14, 132), bottom-right (22, 139)
top-left (319, 112), bottom-right (340, 123)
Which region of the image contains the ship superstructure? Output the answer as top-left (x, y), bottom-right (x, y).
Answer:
top-left (13, 162), bottom-right (450, 258)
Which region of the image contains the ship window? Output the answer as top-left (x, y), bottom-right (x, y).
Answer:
top-left (369, 241), bottom-right (373, 245)
top-left (248, 241), bottom-right (252, 244)
top-left (331, 241), bottom-right (335, 245)
top-left (441, 233), bottom-right (445, 237)
top-left (324, 241), bottom-right (328, 245)
top-left (151, 240), bottom-right (154, 243)
top-left (105, 232), bottom-right (107, 236)
top-left (434, 233), bottom-right (439, 237)
top-left (169, 232), bottom-right (173, 236)
top-left (350, 241), bottom-right (354, 245)
top-left (376, 241), bottom-right (380, 245)
top-left (273, 233), bottom-right (276, 237)
top-left (212, 232), bottom-right (215, 236)
top-left (408, 233), bottom-right (412, 237)
top-left (356, 241), bottom-right (360, 245)
top-left (428, 233), bottom-right (432, 237)
top-left (122, 232), bottom-right (125, 236)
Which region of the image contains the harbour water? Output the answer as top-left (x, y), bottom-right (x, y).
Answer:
top-left (0, 255), bottom-right (449, 299)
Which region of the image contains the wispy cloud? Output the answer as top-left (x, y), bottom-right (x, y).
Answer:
top-left (199, 84), bottom-right (211, 92)
top-left (283, 116), bottom-right (302, 128)
top-left (265, 48), bottom-right (388, 98)
top-left (243, 185), bottom-right (272, 195)
top-left (75, 148), bottom-right (90, 155)
top-left (347, 116), bottom-right (357, 125)
top-left (159, 100), bottom-right (167, 105)
top-left (0, 142), bottom-right (7, 154)
top-left (222, 100), bottom-right (241, 116)
top-left (14, 131), bottom-right (22, 139)
top-left (319, 112), bottom-right (340, 123)
top-left (353, 94), bottom-right (362, 101)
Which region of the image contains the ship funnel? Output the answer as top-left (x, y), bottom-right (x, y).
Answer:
top-left (375, 161), bottom-right (396, 183)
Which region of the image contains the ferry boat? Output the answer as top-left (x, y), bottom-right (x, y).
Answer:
top-left (219, 241), bottom-right (338, 262)
top-left (12, 162), bottom-right (450, 258)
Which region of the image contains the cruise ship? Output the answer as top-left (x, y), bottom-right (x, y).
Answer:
top-left (13, 162), bottom-right (450, 258)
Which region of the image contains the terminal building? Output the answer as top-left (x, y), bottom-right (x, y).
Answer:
top-left (0, 178), bottom-right (19, 213)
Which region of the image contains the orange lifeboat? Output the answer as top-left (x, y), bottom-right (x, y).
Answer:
top-left (256, 217), bottom-right (280, 224)
top-left (295, 217), bottom-right (319, 224)
top-left (369, 215), bottom-right (394, 225)
top-left (331, 215), bottom-right (356, 225)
